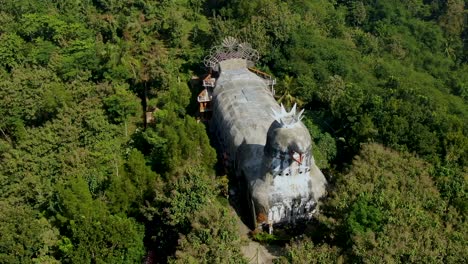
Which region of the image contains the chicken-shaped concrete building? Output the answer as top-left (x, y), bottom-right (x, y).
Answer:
top-left (201, 37), bottom-right (327, 231)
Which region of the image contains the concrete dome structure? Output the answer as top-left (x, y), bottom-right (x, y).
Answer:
top-left (203, 39), bottom-right (327, 231)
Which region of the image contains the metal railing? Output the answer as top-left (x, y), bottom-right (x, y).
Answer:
top-left (248, 67), bottom-right (276, 86)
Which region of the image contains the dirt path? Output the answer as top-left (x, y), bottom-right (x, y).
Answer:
top-left (236, 213), bottom-right (283, 264)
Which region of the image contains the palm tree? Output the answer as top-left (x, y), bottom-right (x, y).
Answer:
top-left (276, 75), bottom-right (304, 109)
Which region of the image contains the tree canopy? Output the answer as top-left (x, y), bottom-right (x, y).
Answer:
top-left (0, 0), bottom-right (466, 263)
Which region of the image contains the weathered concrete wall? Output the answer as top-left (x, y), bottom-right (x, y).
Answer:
top-left (211, 58), bottom-right (327, 228)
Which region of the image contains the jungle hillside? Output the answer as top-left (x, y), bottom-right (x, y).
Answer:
top-left (0, 0), bottom-right (466, 263)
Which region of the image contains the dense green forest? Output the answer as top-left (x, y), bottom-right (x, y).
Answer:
top-left (0, 0), bottom-right (466, 263)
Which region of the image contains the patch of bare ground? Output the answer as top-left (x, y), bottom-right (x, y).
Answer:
top-left (236, 211), bottom-right (284, 264)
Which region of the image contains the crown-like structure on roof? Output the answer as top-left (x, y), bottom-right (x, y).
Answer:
top-left (204, 37), bottom-right (259, 71)
top-left (271, 103), bottom-right (305, 128)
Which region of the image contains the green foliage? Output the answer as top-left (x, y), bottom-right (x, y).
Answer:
top-left (170, 202), bottom-right (247, 264)
top-left (139, 111), bottom-right (216, 174)
top-left (0, 33), bottom-right (26, 69)
top-left (221, 0), bottom-right (468, 171)
top-left (55, 178), bottom-right (146, 263)
top-left (276, 238), bottom-right (342, 264)
top-left (103, 84), bottom-right (140, 136)
top-left (251, 232), bottom-right (282, 244)
top-left (0, 201), bottom-right (59, 264)
top-left (0, 67), bottom-right (70, 130)
top-left (0, 68), bottom-right (144, 263)
top-left (346, 196), bottom-right (385, 235)
top-left (0, 0), bottom-right (225, 263)
top-left (281, 144), bottom-right (467, 263)
top-left (217, 175), bottom-right (229, 197)
top-left (432, 165), bottom-right (467, 216)
top-left (0, 0), bottom-right (466, 262)
top-left (302, 113), bottom-right (337, 168)
top-left (162, 166), bottom-right (216, 227)
top-left (324, 144), bottom-right (466, 262)
top-left (106, 148), bottom-right (160, 215)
